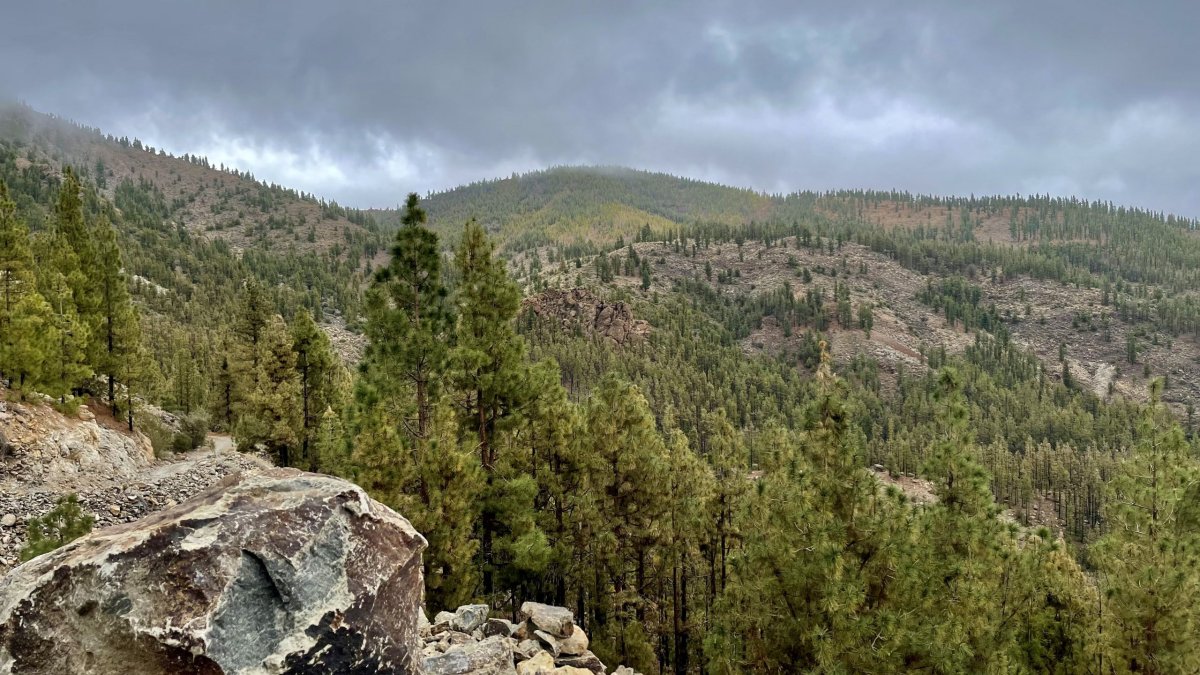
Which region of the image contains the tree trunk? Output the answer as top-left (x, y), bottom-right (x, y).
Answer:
top-left (676, 552), bottom-right (690, 675)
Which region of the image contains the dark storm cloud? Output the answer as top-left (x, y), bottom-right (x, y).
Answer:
top-left (2, 1), bottom-right (1198, 214)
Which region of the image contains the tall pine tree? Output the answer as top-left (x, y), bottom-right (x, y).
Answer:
top-left (90, 213), bottom-right (139, 413)
top-left (290, 309), bottom-right (337, 469)
top-left (1093, 379), bottom-right (1200, 674)
top-left (450, 218), bottom-right (537, 596)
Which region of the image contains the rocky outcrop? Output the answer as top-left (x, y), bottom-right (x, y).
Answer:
top-left (423, 603), bottom-right (637, 675)
top-left (0, 468), bottom-right (428, 674)
top-left (0, 397), bottom-right (153, 488)
top-left (522, 289), bottom-right (650, 347)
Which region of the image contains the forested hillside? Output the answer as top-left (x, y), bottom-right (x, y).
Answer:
top-left (4, 108), bottom-right (1200, 672)
top-left (0, 102), bottom-right (383, 254)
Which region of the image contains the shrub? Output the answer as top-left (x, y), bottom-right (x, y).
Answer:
top-left (20, 494), bottom-right (94, 561)
top-left (172, 411), bottom-right (211, 453)
top-left (139, 415), bottom-right (175, 459)
top-left (176, 408), bottom-right (212, 449)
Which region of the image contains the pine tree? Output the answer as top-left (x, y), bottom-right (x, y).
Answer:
top-left (291, 309), bottom-right (337, 470)
top-left (211, 349), bottom-right (236, 431)
top-left (39, 269), bottom-right (91, 401)
top-left (0, 181), bottom-right (37, 384)
top-left (51, 167), bottom-right (98, 326)
top-left (234, 315), bottom-right (302, 464)
top-left (233, 278), bottom-right (270, 374)
top-left (581, 375), bottom-right (669, 671)
top-left (1093, 379), bottom-right (1200, 674)
top-left (1003, 532), bottom-right (1098, 673)
top-left (2, 292), bottom-right (57, 395)
top-left (895, 367), bottom-right (1011, 672)
top-left (90, 214), bottom-right (138, 413)
top-left (450, 218), bottom-right (536, 596)
top-left (371, 193), bottom-right (452, 440)
top-left (415, 397), bottom-right (485, 610)
top-left (0, 181), bottom-right (34, 325)
top-left (524, 363), bottom-right (588, 609)
top-left (119, 324), bottom-right (156, 432)
top-left (707, 350), bottom-right (898, 672)
top-left (662, 424), bottom-right (714, 675)
top-left (228, 279), bottom-right (271, 430)
top-left (703, 409), bottom-right (746, 604)
top-left (311, 406), bottom-right (347, 476)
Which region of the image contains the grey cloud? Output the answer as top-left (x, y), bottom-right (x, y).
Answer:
top-left (1, 1), bottom-right (1198, 215)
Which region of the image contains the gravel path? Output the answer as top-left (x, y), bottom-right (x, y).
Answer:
top-left (0, 435), bottom-right (270, 573)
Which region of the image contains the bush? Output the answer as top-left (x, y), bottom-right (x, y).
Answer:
top-left (176, 408), bottom-right (212, 449)
top-left (139, 415), bottom-right (175, 459)
top-left (172, 411), bottom-right (210, 453)
top-left (20, 494), bottom-right (94, 561)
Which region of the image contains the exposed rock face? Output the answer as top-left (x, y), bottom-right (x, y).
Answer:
top-left (0, 468), bottom-right (427, 674)
top-left (0, 398), bottom-right (153, 487)
top-left (522, 289), bottom-right (650, 347)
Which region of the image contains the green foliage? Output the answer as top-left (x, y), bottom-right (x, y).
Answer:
top-left (449, 219), bottom-right (537, 595)
top-left (360, 193), bottom-right (452, 444)
top-left (233, 314), bottom-right (302, 464)
top-left (173, 411), bottom-right (211, 453)
top-left (139, 414), bottom-right (176, 459)
top-left (1092, 380), bottom-right (1200, 673)
top-left (0, 180), bottom-right (34, 325)
top-left (19, 494), bottom-right (94, 561)
top-left (291, 309), bottom-right (337, 469)
top-left (10, 119), bottom-right (1200, 673)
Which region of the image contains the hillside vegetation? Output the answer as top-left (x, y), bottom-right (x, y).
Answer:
top-left (4, 109), bottom-right (1200, 672)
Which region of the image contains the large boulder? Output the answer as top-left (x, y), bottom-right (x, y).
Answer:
top-left (518, 602), bottom-right (574, 639)
top-left (0, 468), bottom-right (427, 674)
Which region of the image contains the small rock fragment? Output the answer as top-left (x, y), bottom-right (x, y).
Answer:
top-left (556, 651), bottom-right (606, 674)
top-left (514, 639), bottom-right (543, 662)
top-left (557, 626), bottom-right (589, 656)
top-left (482, 617), bottom-right (517, 638)
top-left (423, 635), bottom-right (516, 675)
top-left (516, 650), bottom-right (555, 675)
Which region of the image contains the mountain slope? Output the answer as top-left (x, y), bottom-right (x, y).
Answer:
top-left (373, 166), bottom-right (781, 250)
top-left (0, 102), bottom-right (382, 255)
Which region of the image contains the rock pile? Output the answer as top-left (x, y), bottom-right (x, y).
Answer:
top-left (0, 468), bottom-right (428, 674)
top-left (422, 601), bottom-right (640, 675)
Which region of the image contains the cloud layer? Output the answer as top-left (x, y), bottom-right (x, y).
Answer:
top-left (2, 1), bottom-right (1197, 214)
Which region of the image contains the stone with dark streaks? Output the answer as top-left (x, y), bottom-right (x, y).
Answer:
top-left (0, 468), bottom-right (427, 674)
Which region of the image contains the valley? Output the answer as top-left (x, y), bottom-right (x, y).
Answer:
top-left (2, 102), bottom-right (1200, 672)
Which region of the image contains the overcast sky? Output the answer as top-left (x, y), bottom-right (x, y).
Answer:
top-left (2, 1), bottom-right (1198, 215)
